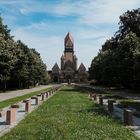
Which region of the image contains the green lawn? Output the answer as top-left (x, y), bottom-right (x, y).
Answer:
top-left (1, 86), bottom-right (139, 140)
top-left (0, 88), bottom-right (51, 109)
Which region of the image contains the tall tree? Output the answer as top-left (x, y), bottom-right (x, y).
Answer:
top-left (89, 8), bottom-right (140, 89)
top-left (0, 16), bottom-right (49, 90)
top-left (117, 8), bottom-right (140, 38)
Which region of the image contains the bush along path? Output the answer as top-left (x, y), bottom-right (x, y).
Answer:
top-left (1, 86), bottom-right (139, 140)
top-left (0, 85), bottom-right (62, 138)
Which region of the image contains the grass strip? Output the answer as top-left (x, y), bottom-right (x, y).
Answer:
top-left (0, 87), bottom-right (51, 109)
top-left (1, 86), bottom-right (139, 140)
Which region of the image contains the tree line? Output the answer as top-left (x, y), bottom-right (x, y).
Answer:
top-left (89, 8), bottom-right (140, 89)
top-left (0, 16), bottom-right (49, 91)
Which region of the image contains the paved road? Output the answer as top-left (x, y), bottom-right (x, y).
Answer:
top-left (0, 85), bottom-right (57, 102)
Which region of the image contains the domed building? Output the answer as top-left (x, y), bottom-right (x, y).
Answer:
top-left (50, 32), bottom-right (88, 83)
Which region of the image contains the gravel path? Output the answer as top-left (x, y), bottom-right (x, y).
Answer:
top-left (0, 85), bottom-right (55, 102)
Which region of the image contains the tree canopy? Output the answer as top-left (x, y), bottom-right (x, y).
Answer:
top-left (0, 16), bottom-right (49, 90)
top-left (89, 9), bottom-right (140, 89)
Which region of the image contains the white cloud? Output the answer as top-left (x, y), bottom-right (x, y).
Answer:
top-left (20, 8), bottom-right (28, 15)
top-left (25, 0), bottom-right (139, 25)
top-left (21, 22), bottom-right (48, 31)
top-left (78, 0), bottom-right (140, 25)
top-left (75, 28), bottom-right (113, 40)
top-left (1, 0), bottom-right (140, 70)
top-left (19, 0), bottom-right (140, 27)
top-left (0, 0), bottom-right (21, 4)
top-left (2, 0), bottom-right (140, 26)
top-left (11, 27), bottom-right (63, 70)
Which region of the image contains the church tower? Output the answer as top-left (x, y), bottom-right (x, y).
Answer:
top-left (61, 32), bottom-right (77, 71)
top-left (64, 32), bottom-right (74, 62)
top-left (51, 32), bottom-right (88, 83)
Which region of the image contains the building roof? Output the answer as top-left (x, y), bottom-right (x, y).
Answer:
top-left (78, 63), bottom-right (86, 73)
top-left (65, 32), bottom-right (74, 43)
top-left (74, 55), bottom-right (77, 59)
top-left (52, 63), bottom-right (60, 74)
top-left (61, 54), bottom-right (65, 59)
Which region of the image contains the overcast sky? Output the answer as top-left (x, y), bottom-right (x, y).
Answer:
top-left (0, 0), bottom-right (140, 70)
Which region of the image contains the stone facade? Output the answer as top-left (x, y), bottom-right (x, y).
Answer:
top-left (51, 32), bottom-right (88, 83)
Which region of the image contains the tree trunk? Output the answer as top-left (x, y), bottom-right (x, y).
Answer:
top-left (18, 79), bottom-right (21, 89)
top-left (4, 81), bottom-right (7, 91)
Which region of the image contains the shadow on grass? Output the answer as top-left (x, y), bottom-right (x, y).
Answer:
top-left (92, 105), bottom-right (109, 116)
top-left (78, 103), bottom-right (109, 116)
top-left (60, 88), bottom-right (81, 93)
top-left (78, 103), bottom-right (123, 126)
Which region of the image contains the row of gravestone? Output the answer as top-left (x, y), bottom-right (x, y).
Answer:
top-left (74, 85), bottom-right (133, 126)
top-left (0, 86), bottom-right (62, 126)
top-left (89, 93), bottom-right (133, 126)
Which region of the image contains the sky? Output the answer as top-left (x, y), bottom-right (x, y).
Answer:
top-left (0, 0), bottom-right (140, 70)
